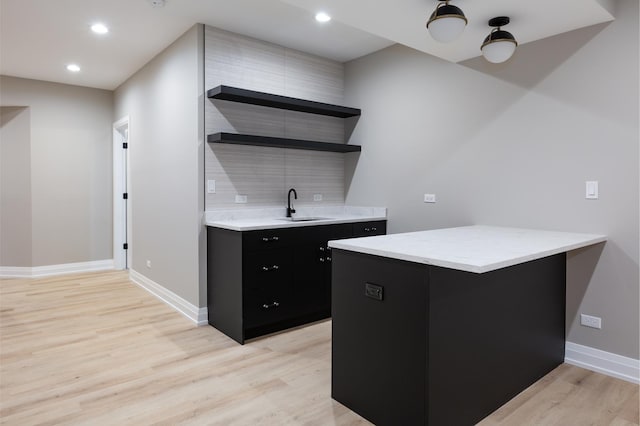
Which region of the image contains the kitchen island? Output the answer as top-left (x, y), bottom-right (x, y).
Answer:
top-left (328, 226), bottom-right (606, 426)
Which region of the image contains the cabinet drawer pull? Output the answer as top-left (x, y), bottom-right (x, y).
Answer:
top-left (364, 227), bottom-right (378, 232)
top-left (262, 301), bottom-right (280, 309)
top-left (319, 257), bottom-right (325, 262)
top-left (326, 256), bottom-right (332, 262)
top-left (261, 265), bottom-right (280, 272)
top-left (261, 236), bottom-right (280, 242)
top-left (319, 246), bottom-right (325, 252)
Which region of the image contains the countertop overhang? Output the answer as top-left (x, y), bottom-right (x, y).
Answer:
top-left (328, 225), bottom-right (607, 273)
top-left (205, 206), bottom-right (387, 231)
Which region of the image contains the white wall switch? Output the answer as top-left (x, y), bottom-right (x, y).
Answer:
top-left (313, 194), bottom-right (323, 202)
top-left (235, 195), bottom-right (247, 203)
top-left (424, 194), bottom-right (436, 203)
top-left (585, 181), bottom-right (598, 199)
top-left (207, 179), bottom-right (216, 194)
top-left (580, 313), bottom-right (602, 329)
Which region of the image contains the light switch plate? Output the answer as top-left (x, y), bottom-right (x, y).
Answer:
top-left (313, 194), bottom-right (323, 202)
top-left (207, 180), bottom-right (216, 194)
top-left (586, 181), bottom-right (598, 199)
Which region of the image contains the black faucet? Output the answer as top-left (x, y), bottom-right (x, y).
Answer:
top-left (287, 188), bottom-right (297, 217)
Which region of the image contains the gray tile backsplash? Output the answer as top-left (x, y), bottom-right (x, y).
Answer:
top-left (204, 26), bottom-right (350, 210)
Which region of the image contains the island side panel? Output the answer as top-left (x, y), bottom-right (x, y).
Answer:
top-left (427, 253), bottom-right (566, 426)
top-left (331, 249), bottom-right (429, 426)
top-left (207, 227), bottom-right (245, 343)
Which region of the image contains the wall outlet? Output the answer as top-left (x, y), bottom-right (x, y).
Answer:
top-left (313, 194), bottom-right (323, 202)
top-left (235, 195), bottom-right (247, 204)
top-left (580, 313), bottom-right (601, 329)
top-left (424, 194), bottom-right (436, 203)
top-left (146, 260), bottom-right (152, 268)
top-left (207, 179), bottom-right (216, 194)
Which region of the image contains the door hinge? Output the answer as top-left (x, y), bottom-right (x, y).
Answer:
top-left (123, 142), bottom-right (128, 149)
top-left (123, 243), bottom-right (128, 250)
top-left (123, 193), bottom-right (128, 199)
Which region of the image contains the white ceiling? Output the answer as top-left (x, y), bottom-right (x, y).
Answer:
top-left (0, 0), bottom-right (615, 91)
top-left (281, 0), bottom-right (615, 63)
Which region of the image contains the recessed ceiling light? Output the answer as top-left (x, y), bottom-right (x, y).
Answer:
top-left (315, 12), bottom-right (331, 23)
top-left (91, 23), bottom-right (109, 34)
top-left (66, 64), bottom-right (81, 72)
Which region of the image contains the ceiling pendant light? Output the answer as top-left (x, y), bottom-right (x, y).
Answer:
top-left (481, 17), bottom-right (518, 63)
top-left (426, 0), bottom-right (467, 43)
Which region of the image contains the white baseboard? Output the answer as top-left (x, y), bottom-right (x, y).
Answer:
top-left (129, 269), bottom-right (208, 326)
top-left (0, 259), bottom-right (114, 278)
top-left (565, 341), bottom-right (640, 384)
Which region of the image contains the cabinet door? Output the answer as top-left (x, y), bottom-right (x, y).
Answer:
top-left (243, 249), bottom-right (293, 327)
top-left (321, 223), bottom-right (356, 306)
top-left (290, 242), bottom-right (327, 314)
top-left (290, 224), bottom-right (353, 316)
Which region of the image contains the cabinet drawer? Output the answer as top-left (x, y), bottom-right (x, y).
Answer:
top-left (243, 283), bottom-right (292, 327)
top-left (243, 249), bottom-right (292, 292)
top-left (352, 220), bottom-right (386, 237)
top-left (243, 227), bottom-right (298, 251)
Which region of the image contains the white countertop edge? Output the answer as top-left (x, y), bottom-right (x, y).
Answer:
top-left (328, 227), bottom-right (607, 273)
top-left (207, 216), bottom-right (388, 231)
top-left (204, 205), bottom-right (387, 231)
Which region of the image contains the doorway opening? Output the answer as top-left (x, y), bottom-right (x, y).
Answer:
top-left (113, 116), bottom-right (130, 270)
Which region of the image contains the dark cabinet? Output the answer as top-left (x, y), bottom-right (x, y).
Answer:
top-left (243, 248), bottom-right (293, 328)
top-left (331, 249), bottom-right (566, 426)
top-left (207, 220), bottom-right (386, 344)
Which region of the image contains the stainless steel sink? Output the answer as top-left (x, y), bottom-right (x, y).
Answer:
top-left (279, 217), bottom-right (330, 222)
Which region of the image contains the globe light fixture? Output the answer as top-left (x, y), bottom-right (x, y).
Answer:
top-left (481, 17), bottom-right (518, 64)
top-left (426, 0), bottom-right (467, 43)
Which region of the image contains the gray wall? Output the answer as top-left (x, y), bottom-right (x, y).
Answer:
top-left (344, 0), bottom-right (638, 359)
top-left (204, 26), bottom-right (350, 210)
top-left (1, 107), bottom-right (31, 266)
top-left (0, 76), bottom-right (113, 267)
top-left (114, 25), bottom-right (205, 307)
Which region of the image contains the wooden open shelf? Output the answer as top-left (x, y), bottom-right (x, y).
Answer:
top-left (207, 132), bottom-right (361, 153)
top-left (207, 85), bottom-right (361, 118)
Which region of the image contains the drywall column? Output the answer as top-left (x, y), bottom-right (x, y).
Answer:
top-left (114, 25), bottom-right (205, 309)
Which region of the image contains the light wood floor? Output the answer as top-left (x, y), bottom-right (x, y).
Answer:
top-left (1, 271), bottom-right (637, 425)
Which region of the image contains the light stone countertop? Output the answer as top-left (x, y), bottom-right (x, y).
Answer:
top-left (328, 225), bottom-right (606, 273)
top-left (205, 206), bottom-right (387, 231)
